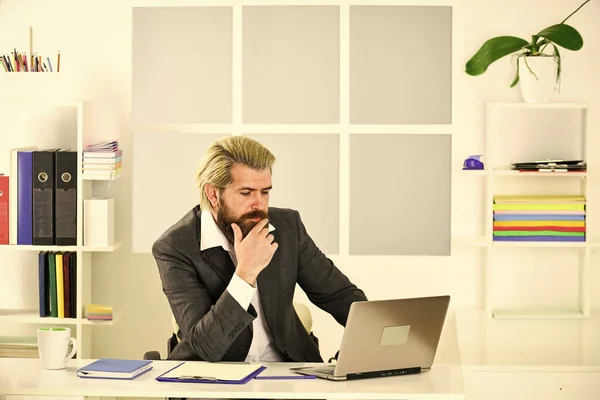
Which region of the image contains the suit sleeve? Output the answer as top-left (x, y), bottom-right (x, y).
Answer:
top-left (294, 210), bottom-right (367, 326)
top-left (152, 239), bottom-right (255, 361)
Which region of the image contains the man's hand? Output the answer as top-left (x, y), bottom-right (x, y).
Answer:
top-left (232, 219), bottom-right (279, 286)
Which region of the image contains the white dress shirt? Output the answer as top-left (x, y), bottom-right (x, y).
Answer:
top-left (200, 209), bottom-right (285, 362)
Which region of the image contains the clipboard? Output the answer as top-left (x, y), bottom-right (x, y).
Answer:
top-left (156, 361), bottom-right (266, 384)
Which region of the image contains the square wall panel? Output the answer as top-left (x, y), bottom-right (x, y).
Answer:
top-left (243, 6), bottom-right (340, 124)
top-left (132, 132), bottom-right (226, 253)
top-left (349, 134), bottom-right (451, 255)
top-left (132, 7), bottom-right (232, 124)
top-left (247, 134), bottom-right (339, 254)
top-left (349, 6), bottom-right (452, 124)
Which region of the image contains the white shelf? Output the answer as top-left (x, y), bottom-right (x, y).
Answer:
top-left (491, 239), bottom-right (586, 248)
top-left (487, 102), bottom-right (589, 109)
top-left (0, 242), bottom-right (122, 252)
top-left (453, 236), bottom-right (591, 248)
top-left (457, 168), bottom-right (588, 177)
top-left (491, 169), bottom-right (587, 177)
top-left (454, 169), bottom-right (487, 176)
top-left (492, 308), bottom-right (586, 320)
top-left (0, 310), bottom-right (116, 326)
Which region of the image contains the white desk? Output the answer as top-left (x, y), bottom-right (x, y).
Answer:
top-left (0, 359), bottom-right (465, 400)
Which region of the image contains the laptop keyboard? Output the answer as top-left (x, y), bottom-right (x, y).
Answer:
top-left (313, 366), bottom-right (336, 374)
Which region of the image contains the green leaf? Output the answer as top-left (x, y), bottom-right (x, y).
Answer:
top-left (537, 24), bottom-right (583, 50)
top-left (465, 36), bottom-right (529, 76)
top-left (510, 57), bottom-right (520, 87)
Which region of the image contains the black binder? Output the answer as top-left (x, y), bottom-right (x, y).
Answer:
top-left (55, 151), bottom-right (77, 245)
top-left (32, 150), bottom-right (56, 245)
top-left (38, 251), bottom-right (49, 317)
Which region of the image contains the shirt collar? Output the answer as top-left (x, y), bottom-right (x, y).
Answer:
top-left (200, 209), bottom-right (275, 252)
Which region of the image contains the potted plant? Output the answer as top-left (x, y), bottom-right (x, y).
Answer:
top-left (465, 0), bottom-right (589, 102)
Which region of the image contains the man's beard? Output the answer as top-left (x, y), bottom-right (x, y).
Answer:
top-left (216, 198), bottom-right (269, 244)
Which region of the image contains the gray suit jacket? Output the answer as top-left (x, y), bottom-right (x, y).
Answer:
top-left (152, 205), bottom-right (367, 363)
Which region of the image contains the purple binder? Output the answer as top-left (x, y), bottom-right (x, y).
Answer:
top-left (17, 151), bottom-right (34, 244)
top-left (493, 236), bottom-right (585, 242)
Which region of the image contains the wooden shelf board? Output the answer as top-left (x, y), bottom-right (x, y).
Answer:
top-left (0, 310), bottom-right (116, 325)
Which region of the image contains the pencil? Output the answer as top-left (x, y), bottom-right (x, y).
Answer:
top-left (57, 51), bottom-right (60, 72)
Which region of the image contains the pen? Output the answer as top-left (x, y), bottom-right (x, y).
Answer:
top-left (177, 375), bottom-right (218, 381)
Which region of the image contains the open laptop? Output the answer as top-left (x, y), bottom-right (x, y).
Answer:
top-left (292, 295), bottom-right (450, 381)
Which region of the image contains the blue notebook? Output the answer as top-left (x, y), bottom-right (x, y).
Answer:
top-left (77, 359), bottom-right (153, 380)
top-left (156, 362), bottom-right (265, 384)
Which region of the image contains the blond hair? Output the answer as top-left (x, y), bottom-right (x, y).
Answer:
top-left (197, 136), bottom-right (276, 210)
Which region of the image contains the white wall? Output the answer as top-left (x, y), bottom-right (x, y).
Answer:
top-left (0, 0), bottom-right (599, 362)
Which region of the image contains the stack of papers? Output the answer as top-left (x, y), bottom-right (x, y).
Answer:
top-left (493, 195), bottom-right (586, 242)
top-left (77, 358), bottom-right (153, 380)
top-left (86, 304), bottom-right (113, 321)
top-left (511, 159), bottom-right (586, 172)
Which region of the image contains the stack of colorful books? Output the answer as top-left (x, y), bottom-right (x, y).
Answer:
top-left (82, 140), bottom-right (122, 180)
top-left (492, 195), bottom-right (585, 242)
top-left (86, 304), bottom-right (113, 321)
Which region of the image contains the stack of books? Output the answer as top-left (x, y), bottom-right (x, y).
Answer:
top-left (0, 336), bottom-right (38, 358)
top-left (86, 304), bottom-right (113, 321)
top-left (38, 251), bottom-right (77, 318)
top-left (82, 140), bottom-right (122, 180)
top-left (492, 195), bottom-right (586, 242)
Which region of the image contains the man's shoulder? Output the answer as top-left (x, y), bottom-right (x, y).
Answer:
top-left (152, 205), bottom-right (201, 254)
top-left (268, 207), bottom-right (300, 232)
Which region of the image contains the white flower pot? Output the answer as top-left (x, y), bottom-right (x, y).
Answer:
top-left (518, 55), bottom-right (558, 103)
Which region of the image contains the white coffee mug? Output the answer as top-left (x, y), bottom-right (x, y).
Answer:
top-left (37, 327), bottom-right (78, 370)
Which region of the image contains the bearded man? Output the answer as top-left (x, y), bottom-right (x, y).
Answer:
top-left (152, 135), bottom-right (367, 363)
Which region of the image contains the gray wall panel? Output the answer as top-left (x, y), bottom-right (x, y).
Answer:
top-left (248, 134), bottom-right (339, 254)
top-left (349, 134), bottom-right (451, 255)
top-left (133, 7), bottom-right (233, 124)
top-left (349, 6), bottom-right (452, 124)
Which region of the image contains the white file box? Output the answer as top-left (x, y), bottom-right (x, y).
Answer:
top-left (84, 197), bottom-right (114, 246)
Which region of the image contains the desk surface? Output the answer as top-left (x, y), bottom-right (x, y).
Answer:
top-left (0, 359), bottom-right (464, 400)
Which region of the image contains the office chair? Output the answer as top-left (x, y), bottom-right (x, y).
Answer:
top-left (143, 302), bottom-right (318, 361)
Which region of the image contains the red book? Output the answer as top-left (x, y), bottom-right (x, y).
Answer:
top-left (0, 176), bottom-right (9, 244)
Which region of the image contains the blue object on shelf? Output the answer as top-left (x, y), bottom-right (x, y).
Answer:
top-left (462, 155), bottom-right (484, 170)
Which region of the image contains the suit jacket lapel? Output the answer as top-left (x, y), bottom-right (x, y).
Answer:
top-left (203, 247), bottom-right (236, 285)
top-left (257, 254), bottom-right (280, 341)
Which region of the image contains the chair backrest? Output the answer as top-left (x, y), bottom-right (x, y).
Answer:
top-left (293, 301), bottom-right (313, 333)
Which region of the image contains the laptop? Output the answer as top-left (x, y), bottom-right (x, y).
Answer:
top-left (292, 295), bottom-right (450, 381)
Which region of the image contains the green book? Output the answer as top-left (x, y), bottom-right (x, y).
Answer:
top-left (48, 252), bottom-right (58, 318)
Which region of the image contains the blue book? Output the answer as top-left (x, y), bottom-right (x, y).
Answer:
top-left (77, 359), bottom-right (153, 380)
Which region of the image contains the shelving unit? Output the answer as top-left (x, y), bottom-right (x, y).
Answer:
top-left (458, 102), bottom-right (592, 320)
top-left (0, 100), bottom-right (121, 359)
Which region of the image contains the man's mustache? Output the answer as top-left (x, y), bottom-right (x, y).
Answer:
top-left (240, 210), bottom-right (268, 220)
